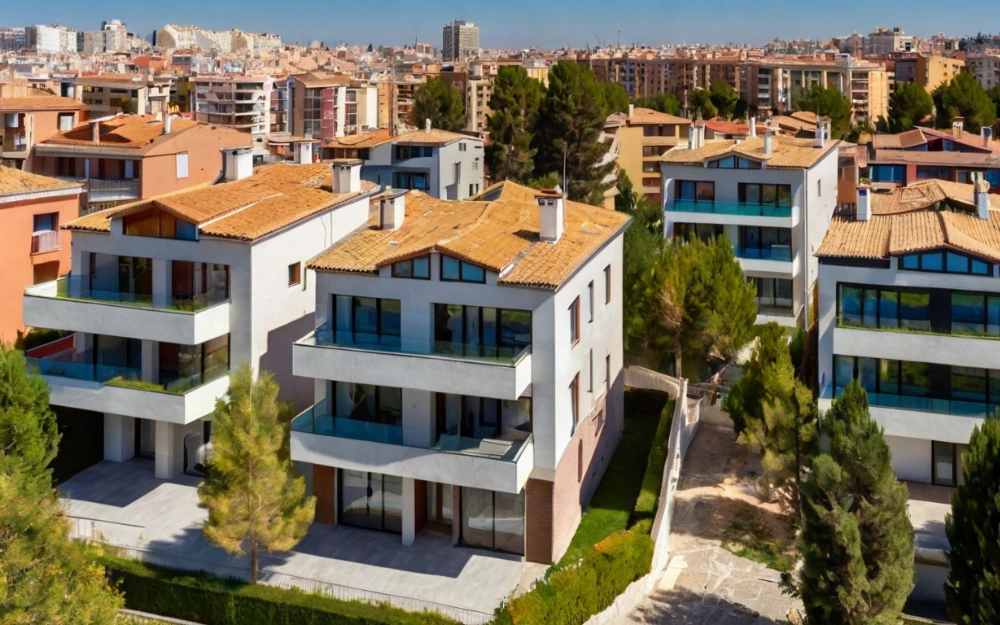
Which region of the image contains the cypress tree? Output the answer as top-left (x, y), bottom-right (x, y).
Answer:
top-left (945, 418), bottom-right (1000, 624)
top-left (792, 380), bottom-right (914, 624)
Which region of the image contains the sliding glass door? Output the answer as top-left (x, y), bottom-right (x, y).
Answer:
top-left (460, 487), bottom-right (525, 555)
top-left (338, 471), bottom-right (403, 533)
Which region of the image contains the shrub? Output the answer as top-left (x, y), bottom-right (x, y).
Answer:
top-left (629, 399), bottom-right (674, 533)
top-left (102, 556), bottom-right (456, 625)
top-left (499, 530), bottom-right (653, 625)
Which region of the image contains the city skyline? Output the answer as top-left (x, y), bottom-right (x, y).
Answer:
top-left (5, 0), bottom-right (1000, 50)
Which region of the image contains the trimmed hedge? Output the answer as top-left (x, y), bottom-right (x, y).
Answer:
top-left (629, 399), bottom-right (675, 533)
top-left (102, 556), bottom-right (456, 625)
top-left (496, 530), bottom-right (653, 625)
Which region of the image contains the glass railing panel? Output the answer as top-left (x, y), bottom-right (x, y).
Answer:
top-left (309, 326), bottom-right (532, 365)
top-left (668, 200), bottom-right (793, 218)
top-left (290, 407), bottom-right (403, 444)
top-left (26, 348), bottom-right (142, 383)
top-left (48, 276), bottom-right (229, 313)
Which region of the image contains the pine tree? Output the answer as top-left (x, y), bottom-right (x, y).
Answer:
top-left (687, 89), bottom-right (717, 120)
top-left (796, 84), bottom-right (853, 139)
top-left (709, 79), bottom-right (739, 119)
top-left (484, 66), bottom-right (544, 184)
top-left (945, 417), bottom-right (1000, 624)
top-left (0, 345), bottom-right (60, 478)
top-left (934, 73), bottom-right (997, 133)
top-left (790, 380), bottom-right (914, 624)
top-left (409, 77), bottom-right (465, 131)
top-left (198, 365), bottom-right (315, 583)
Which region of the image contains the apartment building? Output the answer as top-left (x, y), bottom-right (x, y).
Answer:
top-left (816, 178), bottom-right (1000, 485)
top-left (0, 94), bottom-right (89, 170)
top-left (72, 74), bottom-right (173, 118)
top-left (465, 62), bottom-right (495, 134)
top-left (0, 167), bottom-right (84, 342)
top-left (24, 25), bottom-right (77, 55)
top-left (322, 125), bottom-right (484, 199)
top-left (442, 20), bottom-right (479, 63)
top-left (868, 125), bottom-right (1000, 191)
top-left (288, 73), bottom-right (378, 140)
top-left (22, 157), bottom-right (379, 480)
top-left (617, 106), bottom-right (691, 201)
top-left (191, 75), bottom-right (275, 147)
top-left (660, 122), bottom-right (840, 327)
top-left (289, 180), bottom-right (630, 562)
top-left (30, 115), bottom-right (250, 212)
top-left (893, 54), bottom-right (965, 92)
top-left (864, 27), bottom-right (915, 56)
top-left (966, 54), bottom-right (1000, 90)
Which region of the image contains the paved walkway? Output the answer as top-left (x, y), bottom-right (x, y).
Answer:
top-left (59, 459), bottom-right (530, 620)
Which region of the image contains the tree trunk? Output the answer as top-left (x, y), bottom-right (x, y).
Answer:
top-left (673, 329), bottom-right (683, 379)
top-left (250, 539), bottom-right (258, 585)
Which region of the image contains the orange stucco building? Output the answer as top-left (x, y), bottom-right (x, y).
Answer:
top-left (0, 95), bottom-right (90, 170)
top-left (0, 167), bottom-right (84, 343)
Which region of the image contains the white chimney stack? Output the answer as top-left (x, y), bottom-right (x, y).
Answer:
top-left (222, 147), bottom-right (253, 183)
top-left (163, 113), bottom-right (172, 135)
top-left (764, 126), bottom-right (772, 155)
top-left (857, 185), bottom-right (871, 221)
top-left (425, 118), bottom-right (432, 133)
top-left (814, 115), bottom-right (825, 148)
top-left (91, 121), bottom-right (100, 143)
top-left (974, 172), bottom-right (991, 220)
top-left (982, 126), bottom-right (993, 148)
top-left (628, 103), bottom-right (634, 118)
top-left (331, 158), bottom-right (362, 194)
top-left (538, 187), bottom-right (565, 243)
top-left (749, 116), bottom-right (757, 137)
top-left (687, 125), bottom-right (694, 150)
top-left (294, 140), bottom-right (313, 165)
top-left (952, 117), bottom-right (964, 139)
top-left (378, 190), bottom-right (406, 231)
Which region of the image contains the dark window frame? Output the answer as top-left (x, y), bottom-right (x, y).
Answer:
top-left (288, 262), bottom-right (301, 287)
top-left (439, 254), bottom-right (487, 284)
top-left (390, 255), bottom-right (431, 280)
top-left (898, 250), bottom-right (992, 276)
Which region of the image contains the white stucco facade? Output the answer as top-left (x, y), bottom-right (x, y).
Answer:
top-left (361, 136), bottom-right (484, 200)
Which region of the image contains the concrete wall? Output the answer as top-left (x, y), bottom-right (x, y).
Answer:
top-left (361, 138), bottom-right (483, 200)
top-left (141, 125), bottom-right (250, 198)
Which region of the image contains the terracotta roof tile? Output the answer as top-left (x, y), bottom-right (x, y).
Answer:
top-left (626, 107), bottom-right (691, 125)
top-left (660, 135), bottom-right (839, 169)
top-left (42, 114), bottom-right (199, 149)
top-left (0, 166), bottom-right (82, 197)
top-left (309, 181), bottom-right (630, 290)
top-left (871, 129), bottom-right (927, 150)
top-left (0, 96), bottom-right (87, 112)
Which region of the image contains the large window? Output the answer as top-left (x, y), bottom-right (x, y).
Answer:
top-left (171, 261), bottom-right (229, 309)
top-left (393, 171), bottom-right (429, 191)
top-left (440, 255), bottom-right (486, 283)
top-left (932, 441), bottom-right (958, 487)
top-left (676, 180), bottom-right (714, 202)
top-left (837, 284), bottom-right (930, 331)
top-left (916, 166), bottom-right (952, 181)
top-left (952, 292), bottom-right (1000, 336)
top-left (739, 226), bottom-right (791, 260)
top-left (433, 304), bottom-right (530, 359)
top-left (330, 295), bottom-right (401, 347)
top-left (738, 183), bottom-right (792, 207)
top-left (391, 255), bottom-right (430, 279)
top-left (123, 208), bottom-right (197, 241)
top-left (707, 156), bottom-right (761, 169)
top-left (118, 256), bottom-right (153, 302)
top-left (871, 164), bottom-right (906, 183)
top-left (158, 334), bottom-right (230, 392)
top-left (900, 250), bottom-right (991, 276)
top-left (751, 277), bottom-right (793, 311)
top-left (339, 471), bottom-right (403, 533)
top-left (331, 381), bottom-right (402, 428)
top-left (460, 487), bottom-right (525, 555)
top-left (435, 394), bottom-right (531, 443)
top-left (673, 223), bottom-right (722, 243)
top-left (395, 145), bottom-right (434, 159)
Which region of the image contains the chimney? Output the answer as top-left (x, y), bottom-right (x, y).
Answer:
top-left (378, 190), bottom-right (406, 230)
top-left (687, 125), bottom-right (694, 150)
top-left (974, 172), bottom-right (991, 220)
top-left (538, 187), bottom-right (565, 243)
top-left (814, 115), bottom-right (824, 148)
top-left (331, 158), bottom-right (362, 193)
top-left (764, 126), bottom-right (772, 155)
top-left (293, 140), bottom-right (313, 164)
top-left (952, 117), bottom-right (964, 139)
top-left (857, 184), bottom-right (871, 221)
top-left (91, 121), bottom-right (100, 143)
top-left (425, 118), bottom-right (431, 133)
top-left (221, 147), bottom-right (253, 182)
top-left (982, 126), bottom-right (993, 148)
top-left (749, 116), bottom-right (757, 137)
top-left (628, 103), bottom-right (634, 118)
top-left (163, 113), bottom-right (172, 135)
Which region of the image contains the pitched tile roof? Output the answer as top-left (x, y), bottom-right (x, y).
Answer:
top-left (323, 127), bottom-right (479, 149)
top-left (0, 96), bottom-right (87, 112)
top-left (308, 181), bottom-right (631, 290)
top-left (659, 135), bottom-right (839, 169)
top-left (0, 166), bottom-right (82, 198)
top-left (323, 129), bottom-right (393, 149)
top-left (870, 148), bottom-right (1000, 167)
top-left (870, 128), bottom-right (927, 150)
top-left (817, 180), bottom-right (1000, 262)
top-left (65, 163), bottom-right (378, 242)
top-left (291, 72), bottom-right (353, 87)
top-left (626, 107), bottom-right (691, 126)
top-left (41, 114), bottom-right (199, 150)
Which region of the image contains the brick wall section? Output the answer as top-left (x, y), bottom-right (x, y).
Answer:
top-left (313, 465), bottom-right (336, 525)
top-left (525, 370), bottom-right (626, 564)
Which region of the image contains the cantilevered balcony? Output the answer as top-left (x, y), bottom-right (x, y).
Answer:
top-left (666, 200), bottom-right (799, 227)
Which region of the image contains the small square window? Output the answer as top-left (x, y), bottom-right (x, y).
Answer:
top-left (288, 262), bottom-right (301, 287)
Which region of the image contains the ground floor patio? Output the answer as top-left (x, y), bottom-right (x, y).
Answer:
top-left (58, 459), bottom-right (538, 621)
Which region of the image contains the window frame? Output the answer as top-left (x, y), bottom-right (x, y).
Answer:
top-left (570, 373), bottom-right (580, 426)
top-left (390, 255), bottom-right (431, 280)
top-left (604, 265), bottom-right (611, 304)
top-left (570, 297), bottom-right (580, 346)
top-left (439, 254), bottom-right (487, 284)
top-left (898, 250), bottom-right (992, 276)
top-left (588, 281), bottom-right (595, 322)
top-left (287, 262), bottom-right (302, 287)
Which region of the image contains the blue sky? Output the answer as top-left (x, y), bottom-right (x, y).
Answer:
top-left (4, 0), bottom-right (994, 49)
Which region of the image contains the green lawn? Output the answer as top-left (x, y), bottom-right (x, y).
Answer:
top-left (553, 389), bottom-right (672, 570)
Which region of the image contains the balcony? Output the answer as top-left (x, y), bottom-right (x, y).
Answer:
top-left (833, 325), bottom-right (1000, 371)
top-left (290, 403), bottom-right (534, 494)
top-left (2, 130), bottom-right (27, 155)
top-left (735, 245), bottom-right (797, 276)
top-left (23, 277), bottom-right (230, 345)
top-left (26, 339), bottom-right (229, 425)
top-left (667, 200), bottom-right (798, 226)
top-left (293, 327), bottom-right (533, 401)
top-left (87, 178), bottom-right (141, 203)
top-left (31, 230), bottom-right (61, 254)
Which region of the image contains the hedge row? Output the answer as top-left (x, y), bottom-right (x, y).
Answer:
top-left (101, 556), bottom-right (456, 625)
top-left (629, 399), bottom-right (675, 534)
top-left (494, 530), bottom-right (653, 625)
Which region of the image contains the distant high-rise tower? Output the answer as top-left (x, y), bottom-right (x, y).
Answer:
top-left (442, 20), bottom-right (479, 62)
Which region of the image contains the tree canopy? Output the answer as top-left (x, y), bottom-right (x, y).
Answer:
top-left (709, 79), bottom-right (739, 119)
top-left (198, 365), bottom-right (315, 583)
top-left (687, 89), bottom-right (717, 120)
top-left (602, 82), bottom-right (630, 115)
top-left (934, 72), bottom-right (997, 133)
top-left (485, 66), bottom-right (544, 184)
top-left (877, 83), bottom-right (934, 133)
top-left (409, 77), bottom-right (465, 131)
top-left (945, 417), bottom-right (1000, 623)
top-left (789, 380), bottom-right (914, 624)
top-left (532, 61), bottom-right (613, 204)
top-left (633, 93), bottom-right (681, 116)
top-left (795, 84), bottom-right (853, 139)
top-left (0, 347), bottom-right (59, 479)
